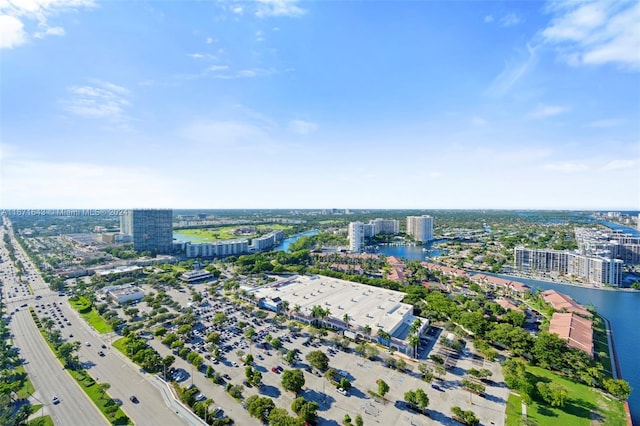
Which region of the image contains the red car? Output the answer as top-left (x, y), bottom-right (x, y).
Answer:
top-left (271, 367), bottom-right (279, 374)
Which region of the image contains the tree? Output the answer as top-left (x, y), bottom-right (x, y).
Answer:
top-left (206, 332), bottom-right (221, 344)
top-left (603, 379), bottom-right (631, 400)
top-left (531, 332), bottom-right (568, 370)
top-left (271, 338), bottom-right (282, 349)
top-left (291, 397), bottom-right (319, 423)
top-left (97, 382), bottom-right (111, 400)
top-left (405, 388), bottom-right (429, 410)
top-left (306, 350), bottom-right (329, 371)
top-left (244, 328), bottom-right (256, 340)
top-left (244, 354), bottom-right (254, 365)
top-left (536, 382), bottom-right (568, 407)
top-left (58, 341), bottom-right (81, 368)
top-left (363, 324), bottom-right (372, 338)
top-left (285, 350), bottom-right (296, 365)
top-left (343, 414), bottom-right (352, 425)
top-left (377, 328), bottom-right (391, 346)
top-left (269, 407), bottom-right (303, 426)
top-left (376, 379), bottom-right (389, 397)
top-left (418, 363), bottom-right (433, 382)
top-left (281, 369), bottom-right (305, 394)
top-left (245, 395), bottom-right (275, 423)
top-left (340, 377), bottom-right (352, 391)
top-left (396, 358), bottom-right (407, 371)
top-left (364, 345), bottom-right (378, 360)
top-left (355, 414), bottom-right (363, 426)
top-left (343, 313), bottom-right (351, 329)
top-left (451, 406), bottom-right (479, 426)
top-left (213, 312), bottom-right (227, 325)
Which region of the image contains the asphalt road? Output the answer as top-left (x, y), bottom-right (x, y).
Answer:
top-left (1, 221), bottom-right (198, 426)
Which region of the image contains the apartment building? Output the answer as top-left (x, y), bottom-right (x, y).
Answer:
top-left (348, 221), bottom-right (365, 252)
top-left (185, 240), bottom-right (249, 258)
top-left (514, 247), bottom-right (623, 286)
top-left (406, 215), bottom-right (434, 242)
top-left (250, 230), bottom-right (284, 251)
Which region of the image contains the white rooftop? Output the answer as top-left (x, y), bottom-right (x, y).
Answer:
top-left (250, 275), bottom-right (413, 335)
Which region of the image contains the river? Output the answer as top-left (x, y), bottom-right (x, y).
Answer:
top-left (274, 230), bottom-right (320, 252)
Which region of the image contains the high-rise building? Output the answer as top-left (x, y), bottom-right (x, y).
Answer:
top-left (348, 222), bottom-right (365, 252)
top-left (406, 215), bottom-right (434, 242)
top-left (370, 218), bottom-right (400, 235)
top-left (124, 209), bottom-right (173, 254)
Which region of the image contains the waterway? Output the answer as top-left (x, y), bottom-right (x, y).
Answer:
top-left (377, 240), bottom-right (446, 260)
top-left (484, 272), bottom-right (640, 424)
top-left (274, 230), bottom-right (320, 252)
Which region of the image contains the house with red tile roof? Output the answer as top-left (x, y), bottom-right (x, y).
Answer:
top-left (549, 312), bottom-right (593, 357)
top-left (541, 290), bottom-right (592, 318)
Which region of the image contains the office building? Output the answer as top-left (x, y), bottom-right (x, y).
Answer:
top-left (406, 215), bottom-right (434, 242)
top-left (348, 222), bottom-right (365, 252)
top-left (122, 209), bottom-right (173, 254)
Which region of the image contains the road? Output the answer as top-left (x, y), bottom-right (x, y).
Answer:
top-left (1, 219), bottom-right (198, 426)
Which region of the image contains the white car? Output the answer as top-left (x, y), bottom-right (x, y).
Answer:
top-left (51, 396), bottom-right (60, 404)
top-left (85, 342), bottom-right (91, 347)
top-left (337, 388), bottom-right (348, 396)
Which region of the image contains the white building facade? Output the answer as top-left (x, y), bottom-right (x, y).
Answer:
top-left (406, 215), bottom-right (434, 242)
top-left (348, 222), bottom-right (365, 252)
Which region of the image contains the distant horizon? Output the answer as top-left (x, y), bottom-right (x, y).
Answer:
top-left (2, 207), bottom-right (639, 213)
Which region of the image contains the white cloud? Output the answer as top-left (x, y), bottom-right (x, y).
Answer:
top-left (33, 25), bottom-right (64, 39)
top-left (255, 0), bottom-right (306, 18)
top-left (587, 118), bottom-right (624, 128)
top-left (528, 104), bottom-right (570, 119)
top-left (62, 80), bottom-right (131, 122)
top-left (541, 0), bottom-right (640, 70)
top-left (601, 159), bottom-right (638, 171)
top-left (0, 14), bottom-right (26, 48)
top-left (484, 15), bottom-right (494, 23)
top-left (231, 5), bottom-right (243, 14)
top-left (486, 43), bottom-right (538, 96)
top-left (428, 171), bottom-right (443, 178)
top-left (0, 0), bottom-right (95, 49)
top-left (288, 119), bottom-right (317, 135)
top-left (500, 13), bottom-right (522, 27)
top-left (207, 65), bottom-right (229, 72)
top-left (205, 37), bottom-right (214, 44)
top-left (544, 161), bottom-right (588, 173)
top-left (256, 30), bottom-right (264, 42)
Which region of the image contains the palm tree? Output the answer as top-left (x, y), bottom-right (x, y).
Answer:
top-left (310, 305), bottom-right (323, 327)
top-left (363, 324), bottom-right (372, 340)
top-left (97, 382), bottom-right (111, 400)
top-left (322, 308), bottom-right (331, 329)
top-left (377, 328), bottom-right (391, 346)
top-left (281, 300), bottom-right (290, 318)
top-left (202, 398), bottom-right (213, 423)
top-left (410, 318), bottom-right (422, 336)
top-left (408, 334), bottom-right (420, 359)
top-left (342, 313), bottom-right (351, 330)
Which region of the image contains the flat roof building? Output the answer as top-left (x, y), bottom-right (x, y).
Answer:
top-left (104, 284), bottom-right (145, 305)
top-left (180, 270), bottom-right (214, 283)
top-left (248, 275), bottom-right (428, 355)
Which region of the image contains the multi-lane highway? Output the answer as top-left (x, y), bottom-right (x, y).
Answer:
top-left (1, 219), bottom-right (201, 426)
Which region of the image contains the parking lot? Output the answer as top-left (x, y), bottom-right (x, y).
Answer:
top-left (143, 285), bottom-right (509, 426)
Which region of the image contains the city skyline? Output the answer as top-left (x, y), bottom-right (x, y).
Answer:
top-left (1, 0), bottom-right (639, 209)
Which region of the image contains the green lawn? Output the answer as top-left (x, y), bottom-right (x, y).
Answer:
top-left (66, 369), bottom-right (132, 425)
top-left (15, 365), bottom-right (35, 399)
top-left (28, 415), bottom-right (53, 426)
top-left (112, 337), bottom-right (129, 354)
top-left (174, 224), bottom-right (292, 242)
top-left (80, 309), bottom-right (113, 334)
top-left (505, 366), bottom-right (626, 426)
top-left (592, 315), bottom-right (613, 378)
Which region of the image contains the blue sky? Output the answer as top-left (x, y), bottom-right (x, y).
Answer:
top-left (1, 0), bottom-right (639, 209)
